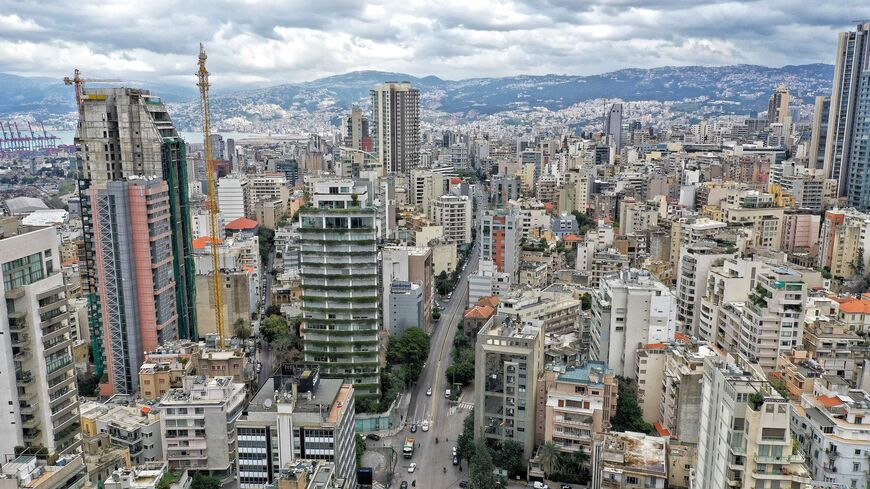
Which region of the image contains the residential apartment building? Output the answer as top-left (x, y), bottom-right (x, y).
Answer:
top-left (0, 226), bottom-right (81, 458)
top-left (591, 269), bottom-right (676, 378)
top-left (474, 317), bottom-right (544, 461)
top-left (248, 173), bottom-right (290, 212)
top-left (237, 365), bottom-right (357, 488)
top-left (536, 362), bottom-right (617, 454)
top-left (80, 401), bottom-right (163, 465)
top-left (0, 455), bottom-right (88, 489)
top-left (593, 431), bottom-right (668, 489)
top-left (431, 194), bottom-right (472, 245)
top-left (675, 243), bottom-right (735, 336)
top-left (818, 208), bottom-right (870, 279)
top-left (218, 175), bottom-right (251, 225)
top-left (481, 210), bottom-right (522, 282)
top-left (382, 245), bottom-right (433, 333)
top-left (695, 356), bottom-right (810, 489)
top-left (75, 87), bottom-right (197, 377)
top-left (157, 376), bottom-right (246, 486)
top-left (370, 82), bottom-right (420, 175)
top-left (299, 179), bottom-right (380, 398)
top-left (740, 267), bottom-right (807, 370)
top-left (89, 178), bottom-right (179, 396)
top-left (793, 385), bottom-right (870, 487)
top-left (697, 258), bottom-right (763, 345)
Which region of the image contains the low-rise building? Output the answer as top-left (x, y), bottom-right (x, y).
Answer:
top-left (103, 462), bottom-right (191, 489)
top-left (80, 401), bottom-right (163, 466)
top-left (593, 431), bottom-right (668, 489)
top-left (0, 455), bottom-right (88, 489)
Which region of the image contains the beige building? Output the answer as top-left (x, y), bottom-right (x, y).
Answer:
top-left (138, 343), bottom-right (198, 400)
top-left (431, 194), bottom-right (472, 244)
top-left (667, 442), bottom-right (696, 489)
top-left (535, 362), bottom-right (617, 455)
top-left (0, 455), bottom-right (88, 489)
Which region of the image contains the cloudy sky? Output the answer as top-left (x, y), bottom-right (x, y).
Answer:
top-left (0, 0), bottom-right (866, 87)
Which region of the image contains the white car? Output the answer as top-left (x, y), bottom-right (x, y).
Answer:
top-left (533, 482), bottom-right (549, 489)
top-left (452, 446), bottom-right (457, 455)
top-left (426, 387), bottom-right (432, 396)
top-left (408, 462), bottom-right (417, 473)
top-left (421, 420), bottom-right (429, 432)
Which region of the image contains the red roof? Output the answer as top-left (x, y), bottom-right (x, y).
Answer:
top-left (193, 236), bottom-right (221, 249)
top-left (654, 421), bottom-right (672, 438)
top-left (817, 395), bottom-right (844, 408)
top-left (836, 297), bottom-right (870, 314)
top-left (450, 177), bottom-right (462, 184)
top-left (225, 217), bottom-right (259, 230)
top-left (476, 296), bottom-right (500, 308)
top-left (465, 305), bottom-right (495, 320)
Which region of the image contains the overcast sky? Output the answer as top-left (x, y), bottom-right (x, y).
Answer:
top-left (0, 0), bottom-right (866, 87)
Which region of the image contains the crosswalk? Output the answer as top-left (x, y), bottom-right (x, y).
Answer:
top-left (457, 401), bottom-right (474, 410)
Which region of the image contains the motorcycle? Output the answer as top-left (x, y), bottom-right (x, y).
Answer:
top-left (435, 437), bottom-right (439, 444)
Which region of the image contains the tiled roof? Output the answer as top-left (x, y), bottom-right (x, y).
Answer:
top-left (225, 217), bottom-right (259, 230)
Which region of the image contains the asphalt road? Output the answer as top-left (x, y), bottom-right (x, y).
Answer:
top-left (391, 185), bottom-right (487, 489)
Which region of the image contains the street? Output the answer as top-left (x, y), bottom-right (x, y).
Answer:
top-left (386, 184), bottom-right (487, 489)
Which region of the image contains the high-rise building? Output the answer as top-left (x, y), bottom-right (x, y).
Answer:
top-left (299, 179), bottom-right (380, 398)
top-left (217, 175), bottom-right (250, 225)
top-left (474, 317), bottom-right (543, 461)
top-left (808, 96), bottom-right (831, 170)
top-left (605, 103), bottom-right (623, 150)
top-left (480, 209), bottom-right (522, 282)
top-left (0, 226), bottom-right (82, 459)
top-left (824, 23), bottom-right (870, 201)
top-left (676, 243), bottom-right (735, 336)
top-left (694, 355), bottom-right (811, 489)
top-left (370, 82), bottom-right (420, 175)
top-left (344, 106), bottom-right (369, 150)
top-left (89, 178), bottom-right (179, 395)
top-left (76, 87), bottom-right (197, 377)
top-left (767, 84), bottom-right (790, 125)
top-left (382, 245), bottom-right (433, 334)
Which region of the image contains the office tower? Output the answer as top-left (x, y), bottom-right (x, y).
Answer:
top-left (474, 317), bottom-right (543, 461)
top-left (158, 376), bottom-right (246, 486)
top-left (209, 133), bottom-right (225, 160)
top-left (591, 269), bottom-right (676, 377)
top-left (299, 179), bottom-right (380, 398)
top-left (227, 138), bottom-right (235, 168)
top-left (767, 84), bottom-right (790, 124)
top-left (825, 23), bottom-right (870, 200)
top-left (370, 82), bottom-right (420, 175)
top-left (76, 88), bottom-right (197, 374)
top-left (808, 96), bottom-right (831, 170)
top-left (238, 365), bottom-right (357, 488)
top-left (695, 356), bottom-right (810, 489)
top-left (431, 194), bottom-right (472, 244)
top-left (89, 178), bottom-right (179, 395)
top-left (217, 175), bottom-right (250, 225)
top-left (0, 226), bottom-right (81, 458)
top-left (605, 103), bottom-right (623, 150)
top-left (275, 158), bottom-right (300, 187)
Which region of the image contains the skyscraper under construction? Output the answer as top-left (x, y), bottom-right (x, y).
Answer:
top-left (75, 88), bottom-right (197, 384)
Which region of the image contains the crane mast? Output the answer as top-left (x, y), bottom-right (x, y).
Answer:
top-left (197, 43), bottom-right (226, 349)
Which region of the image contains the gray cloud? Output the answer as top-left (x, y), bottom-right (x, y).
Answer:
top-left (0, 0), bottom-right (866, 87)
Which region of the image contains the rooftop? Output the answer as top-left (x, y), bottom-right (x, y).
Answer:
top-left (225, 216), bottom-right (259, 230)
top-left (552, 361), bottom-right (613, 386)
top-left (601, 431), bottom-right (667, 476)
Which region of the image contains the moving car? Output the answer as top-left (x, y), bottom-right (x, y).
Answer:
top-left (560, 485), bottom-right (572, 489)
top-left (366, 434), bottom-right (380, 441)
top-left (408, 462), bottom-right (417, 473)
top-left (532, 482), bottom-right (549, 489)
top-left (426, 387), bottom-right (432, 396)
top-left (410, 423), bottom-right (417, 433)
top-left (421, 420), bottom-right (429, 432)
top-left (400, 482), bottom-right (408, 489)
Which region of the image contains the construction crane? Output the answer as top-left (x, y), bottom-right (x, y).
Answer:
top-left (63, 68), bottom-right (121, 118)
top-left (196, 43), bottom-right (227, 349)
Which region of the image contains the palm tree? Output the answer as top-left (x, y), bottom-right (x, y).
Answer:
top-left (538, 442), bottom-right (560, 475)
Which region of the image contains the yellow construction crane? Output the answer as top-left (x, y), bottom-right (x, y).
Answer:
top-left (196, 43), bottom-right (226, 349)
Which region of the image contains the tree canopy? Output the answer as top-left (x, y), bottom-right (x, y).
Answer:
top-left (260, 314), bottom-right (289, 342)
top-left (611, 377), bottom-right (654, 434)
top-left (387, 327), bottom-right (430, 386)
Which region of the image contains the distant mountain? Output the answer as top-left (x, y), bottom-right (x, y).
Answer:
top-left (0, 73), bottom-right (197, 116)
top-left (0, 64), bottom-right (834, 120)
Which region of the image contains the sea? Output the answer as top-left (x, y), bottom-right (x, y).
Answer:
top-left (52, 130), bottom-right (269, 146)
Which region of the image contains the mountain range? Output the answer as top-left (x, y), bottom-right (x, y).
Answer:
top-left (0, 63), bottom-right (835, 120)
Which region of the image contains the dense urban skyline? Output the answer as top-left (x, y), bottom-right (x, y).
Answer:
top-left (0, 1), bottom-right (868, 87)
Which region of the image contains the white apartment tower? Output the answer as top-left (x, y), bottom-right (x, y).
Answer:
top-left (431, 194), bottom-right (472, 245)
top-left (0, 226), bottom-right (81, 458)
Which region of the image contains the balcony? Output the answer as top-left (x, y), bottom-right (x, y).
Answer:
top-left (23, 428), bottom-right (41, 442)
top-left (754, 454), bottom-right (804, 464)
top-left (16, 370), bottom-right (34, 386)
top-left (14, 348), bottom-right (32, 361)
top-left (22, 415), bottom-right (39, 429)
top-left (8, 312), bottom-right (27, 330)
top-left (5, 287), bottom-right (24, 300)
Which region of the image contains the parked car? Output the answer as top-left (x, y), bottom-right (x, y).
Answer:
top-left (452, 455), bottom-right (459, 466)
top-left (410, 423), bottom-right (417, 433)
top-left (400, 482), bottom-right (408, 489)
top-left (421, 420), bottom-right (429, 432)
top-left (560, 485), bottom-right (572, 489)
top-left (426, 387), bottom-right (432, 396)
top-left (366, 434), bottom-right (380, 441)
top-left (458, 482), bottom-right (468, 488)
top-left (532, 482), bottom-right (549, 489)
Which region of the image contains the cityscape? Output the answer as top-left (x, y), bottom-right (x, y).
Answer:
top-left (2, 3), bottom-right (870, 489)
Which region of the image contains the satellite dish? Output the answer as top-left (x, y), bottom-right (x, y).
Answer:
top-left (264, 398), bottom-right (273, 408)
